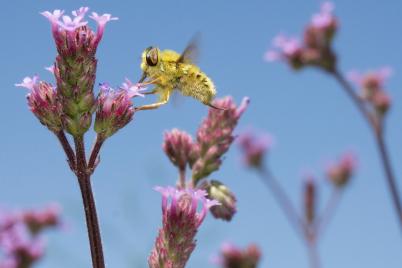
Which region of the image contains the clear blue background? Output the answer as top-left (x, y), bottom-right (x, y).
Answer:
top-left (1, 0), bottom-right (401, 267)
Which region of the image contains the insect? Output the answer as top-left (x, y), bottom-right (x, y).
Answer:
top-left (136, 36), bottom-right (224, 110)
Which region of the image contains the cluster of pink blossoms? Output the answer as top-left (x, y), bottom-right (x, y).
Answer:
top-left (348, 67), bottom-right (392, 118)
top-left (0, 205), bottom-right (60, 268)
top-left (16, 7), bottom-right (145, 140)
top-left (214, 243), bottom-right (261, 268)
top-left (265, 2), bottom-right (337, 71)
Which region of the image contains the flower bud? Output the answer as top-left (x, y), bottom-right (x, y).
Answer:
top-left (237, 131), bottom-right (271, 169)
top-left (303, 176), bottom-right (316, 224)
top-left (163, 129), bottom-right (194, 171)
top-left (217, 243), bottom-right (261, 268)
top-left (94, 81), bottom-right (144, 139)
top-left (326, 152), bottom-right (357, 187)
top-left (15, 76), bottom-right (62, 132)
top-left (203, 180), bottom-right (237, 221)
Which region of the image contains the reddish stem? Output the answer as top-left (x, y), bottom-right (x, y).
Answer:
top-left (55, 130), bottom-right (76, 171)
top-left (332, 69), bottom-right (402, 231)
top-left (88, 135), bottom-right (105, 174)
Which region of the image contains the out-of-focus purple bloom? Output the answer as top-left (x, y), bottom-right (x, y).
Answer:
top-left (94, 82), bottom-right (144, 138)
top-left (238, 131), bottom-right (271, 169)
top-left (0, 205), bottom-right (61, 268)
top-left (326, 152), bottom-right (357, 187)
top-left (163, 129), bottom-right (194, 173)
top-left (215, 243), bottom-right (261, 268)
top-left (190, 97), bottom-right (249, 184)
top-left (15, 76), bottom-right (62, 132)
top-left (348, 67), bottom-right (392, 117)
top-left (202, 180), bottom-right (237, 221)
top-left (303, 176), bottom-right (316, 224)
top-left (264, 35), bottom-right (304, 68)
top-left (149, 186), bottom-right (219, 268)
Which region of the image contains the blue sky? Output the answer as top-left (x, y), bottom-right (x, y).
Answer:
top-left (1, 0), bottom-right (401, 267)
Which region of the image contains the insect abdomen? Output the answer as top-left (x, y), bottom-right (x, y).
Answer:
top-left (179, 66), bottom-right (216, 104)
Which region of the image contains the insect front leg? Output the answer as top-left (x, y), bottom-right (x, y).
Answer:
top-left (135, 87), bottom-right (172, 111)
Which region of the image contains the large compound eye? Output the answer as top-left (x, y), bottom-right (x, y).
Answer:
top-left (146, 47), bottom-right (158, 66)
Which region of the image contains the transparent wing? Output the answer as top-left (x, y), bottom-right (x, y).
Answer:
top-left (177, 33), bottom-right (201, 64)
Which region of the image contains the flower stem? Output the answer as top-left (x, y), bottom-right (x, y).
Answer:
top-left (315, 188), bottom-right (342, 239)
top-left (88, 135), bottom-right (105, 174)
top-left (54, 130), bottom-right (76, 171)
top-left (258, 165), bottom-right (307, 239)
top-left (332, 69), bottom-right (402, 231)
top-left (307, 240), bottom-right (320, 268)
top-left (178, 168), bottom-right (186, 188)
top-left (74, 136), bottom-right (105, 268)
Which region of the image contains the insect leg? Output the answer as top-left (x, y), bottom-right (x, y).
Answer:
top-left (135, 89), bottom-right (171, 111)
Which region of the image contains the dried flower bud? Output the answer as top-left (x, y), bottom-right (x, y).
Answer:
top-left (190, 97), bottom-right (249, 184)
top-left (303, 176), bottom-right (316, 224)
top-left (94, 80), bottom-right (145, 139)
top-left (216, 243), bottom-right (261, 268)
top-left (41, 7), bottom-right (117, 136)
top-left (237, 131), bottom-right (271, 169)
top-left (326, 152), bottom-right (357, 187)
top-left (149, 187), bottom-right (219, 268)
top-left (15, 76), bottom-right (62, 132)
top-left (202, 180), bottom-right (237, 221)
top-left (163, 129), bottom-right (194, 172)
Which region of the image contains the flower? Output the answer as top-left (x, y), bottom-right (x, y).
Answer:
top-left (310, 2), bottom-right (336, 30)
top-left (94, 82), bottom-right (143, 138)
top-left (215, 243), bottom-right (261, 268)
top-left (203, 180), bottom-right (237, 221)
top-left (326, 152), bottom-right (357, 187)
top-left (163, 129), bottom-right (194, 172)
top-left (149, 186), bottom-right (219, 268)
top-left (15, 76), bottom-right (62, 132)
top-left (348, 67), bottom-right (392, 100)
top-left (237, 131), bottom-right (271, 169)
top-left (190, 97), bottom-right (249, 184)
top-left (264, 34), bottom-right (304, 68)
top-left (89, 12), bottom-right (118, 45)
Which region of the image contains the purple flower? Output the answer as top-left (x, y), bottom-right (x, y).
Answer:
top-left (149, 186), bottom-right (219, 268)
top-left (120, 78), bottom-right (146, 98)
top-left (89, 12), bottom-right (118, 45)
top-left (238, 130), bottom-right (272, 169)
top-left (326, 152), bottom-right (357, 187)
top-left (94, 81), bottom-right (144, 138)
top-left (15, 76), bottom-right (62, 132)
top-left (215, 243), bottom-right (261, 268)
top-left (348, 67), bottom-right (392, 99)
top-left (190, 97), bottom-right (249, 183)
top-left (264, 34), bottom-right (302, 63)
top-left (163, 129), bottom-right (194, 173)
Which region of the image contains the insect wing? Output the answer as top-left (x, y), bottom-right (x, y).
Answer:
top-left (177, 33), bottom-right (201, 64)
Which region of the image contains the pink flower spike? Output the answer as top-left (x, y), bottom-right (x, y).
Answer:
top-left (120, 78), bottom-right (146, 98)
top-left (41, 9), bottom-right (64, 33)
top-left (15, 76), bottom-right (39, 91)
top-left (72, 7), bottom-right (89, 18)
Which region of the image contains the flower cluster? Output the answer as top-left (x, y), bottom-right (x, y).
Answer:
top-left (15, 76), bottom-right (62, 132)
top-left (94, 80), bottom-right (145, 139)
top-left (0, 205), bottom-right (61, 268)
top-left (348, 67), bottom-right (392, 118)
top-left (162, 97), bottom-right (249, 220)
top-left (265, 2), bottom-right (337, 71)
top-left (215, 243), bottom-right (261, 268)
top-left (148, 187), bottom-right (219, 268)
top-left (326, 152), bottom-right (357, 188)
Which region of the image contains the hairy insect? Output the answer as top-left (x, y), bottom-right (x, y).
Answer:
top-left (136, 36), bottom-right (224, 110)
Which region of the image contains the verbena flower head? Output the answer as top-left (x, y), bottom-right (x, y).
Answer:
top-left (203, 180), bottom-right (237, 221)
top-left (326, 152), bottom-right (357, 187)
top-left (15, 76), bottom-right (62, 132)
top-left (215, 243), bottom-right (261, 268)
top-left (348, 67), bottom-right (392, 100)
top-left (163, 129), bottom-right (194, 172)
top-left (303, 176), bottom-right (316, 224)
top-left (94, 81), bottom-right (145, 139)
top-left (21, 204), bottom-right (61, 235)
top-left (238, 131), bottom-right (271, 169)
top-left (266, 2), bottom-right (337, 72)
top-left (190, 97), bottom-right (249, 184)
top-left (149, 186), bottom-right (219, 268)
top-left (41, 7), bottom-right (118, 136)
